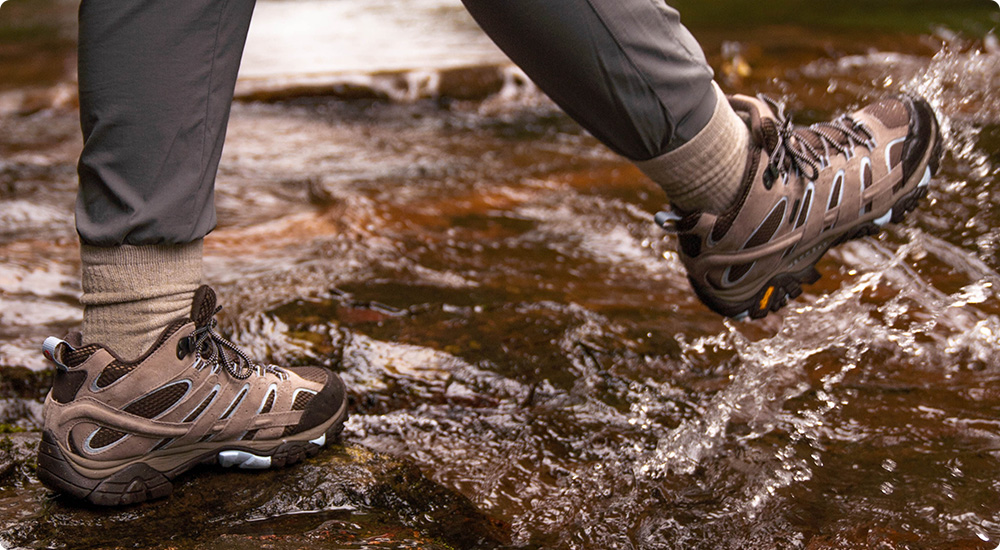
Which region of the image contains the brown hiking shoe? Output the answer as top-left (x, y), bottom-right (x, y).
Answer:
top-left (36, 285), bottom-right (348, 505)
top-left (656, 94), bottom-right (942, 319)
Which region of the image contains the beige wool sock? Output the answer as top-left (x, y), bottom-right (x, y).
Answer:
top-left (81, 240), bottom-right (203, 361)
top-left (634, 83), bottom-right (750, 214)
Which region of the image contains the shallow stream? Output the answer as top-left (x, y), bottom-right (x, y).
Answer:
top-left (2, 1), bottom-right (1000, 548)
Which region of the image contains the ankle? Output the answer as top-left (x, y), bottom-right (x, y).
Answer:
top-left (634, 83), bottom-right (750, 214)
top-left (80, 241), bottom-right (203, 361)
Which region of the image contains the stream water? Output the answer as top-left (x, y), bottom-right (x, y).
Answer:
top-left (2, 1), bottom-right (1000, 548)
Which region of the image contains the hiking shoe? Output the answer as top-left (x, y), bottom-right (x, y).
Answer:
top-left (36, 285), bottom-right (348, 506)
top-left (656, 93), bottom-right (942, 319)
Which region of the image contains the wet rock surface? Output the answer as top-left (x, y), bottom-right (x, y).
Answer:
top-left (0, 432), bottom-right (508, 550)
top-left (4, 1), bottom-right (1000, 549)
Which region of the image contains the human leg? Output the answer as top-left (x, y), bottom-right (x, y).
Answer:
top-left (461, 0), bottom-right (748, 214)
top-left (38, 0), bottom-right (348, 505)
top-left (76, 0), bottom-right (256, 359)
top-left (462, 0), bottom-right (941, 319)
top-left (666, 94), bottom-right (941, 319)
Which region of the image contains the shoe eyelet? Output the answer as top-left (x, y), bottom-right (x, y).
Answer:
top-left (177, 336), bottom-right (194, 360)
top-left (763, 165), bottom-right (780, 190)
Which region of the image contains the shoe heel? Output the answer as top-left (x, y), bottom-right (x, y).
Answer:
top-left (37, 430), bottom-right (174, 506)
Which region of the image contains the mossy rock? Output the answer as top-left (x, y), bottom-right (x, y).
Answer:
top-left (0, 436), bottom-right (508, 550)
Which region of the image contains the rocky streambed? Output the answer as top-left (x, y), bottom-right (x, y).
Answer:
top-left (4, 1), bottom-right (1000, 549)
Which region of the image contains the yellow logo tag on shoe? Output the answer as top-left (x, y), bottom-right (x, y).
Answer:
top-left (759, 286), bottom-right (775, 311)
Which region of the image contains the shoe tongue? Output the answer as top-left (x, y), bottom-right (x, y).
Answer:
top-left (189, 285), bottom-right (250, 372)
top-left (740, 97), bottom-right (782, 152)
top-left (759, 117), bottom-right (782, 152)
top-left (190, 285), bottom-right (218, 326)
top-left (755, 103), bottom-right (825, 155)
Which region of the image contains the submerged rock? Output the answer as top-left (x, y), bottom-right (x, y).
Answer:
top-left (0, 435), bottom-right (509, 550)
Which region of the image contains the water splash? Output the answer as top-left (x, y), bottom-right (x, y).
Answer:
top-left (5, 23), bottom-right (1000, 550)
top-left (900, 34), bottom-right (1000, 181)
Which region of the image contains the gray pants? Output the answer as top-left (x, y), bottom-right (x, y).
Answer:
top-left (76, 0), bottom-right (715, 246)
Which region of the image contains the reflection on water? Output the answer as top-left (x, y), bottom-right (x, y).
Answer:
top-left (241, 0), bottom-right (506, 79)
top-left (2, 2), bottom-right (1000, 548)
top-left (233, 36), bottom-right (1000, 548)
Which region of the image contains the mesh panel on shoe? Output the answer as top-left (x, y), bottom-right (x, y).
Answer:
top-left (123, 382), bottom-right (188, 419)
top-left (678, 234), bottom-right (701, 258)
top-left (675, 213), bottom-right (701, 232)
top-left (744, 202), bottom-right (785, 249)
top-left (91, 427), bottom-right (127, 449)
top-left (184, 390), bottom-right (217, 422)
top-left (280, 390), bottom-right (323, 437)
top-left (64, 345), bottom-right (100, 367)
top-left (95, 362), bottom-right (139, 389)
top-left (220, 387), bottom-right (248, 420)
top-left (728, 262), bottom-right (754, 283)
top-left (268, 389), bottom-right (316, 438)
top-left (293, 367), bottom-right (328, 384)
top-left (94, 322), bottom-right (186, 388)
top-left (292, 391), bottom-right (315, 411)
top-left (795, 189), bottom-right (813, 229)
top-left (260, 390), bottom-right (275, 414)
top-left (863, 99), bottom-right (908, 129)
top-left (713, 213), bottom-right (737, 243)
top-left (829, 176), bottom-right (843, 209)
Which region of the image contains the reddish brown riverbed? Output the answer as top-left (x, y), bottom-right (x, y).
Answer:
top-left (2, 1), bottom-right (1000, 549)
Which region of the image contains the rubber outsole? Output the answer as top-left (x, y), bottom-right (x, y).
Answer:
top-left (690, 101), bottom-right (943, 320)
top-left (36, 407), bottom-right (348, 506)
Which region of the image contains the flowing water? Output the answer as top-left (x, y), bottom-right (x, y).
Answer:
top-left (2, 1), bottom-right (1000, 548)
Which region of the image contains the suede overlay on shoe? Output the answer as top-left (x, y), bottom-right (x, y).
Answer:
top-left (656, 94), bottom-right (943, 319)
top-left (37, 285), bottom-right (349, 506)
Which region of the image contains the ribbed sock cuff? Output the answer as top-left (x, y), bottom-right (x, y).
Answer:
top-left (81, 241), bottom-right (203, 360)
top-left (634, 83), bottom-right (750, 214)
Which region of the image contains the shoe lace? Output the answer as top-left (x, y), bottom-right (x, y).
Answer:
top-left (759, 96), bottom-right (875, 185)
top-left (180, 306), bottom-right (288, 381)
top-left (654, 97), bottom-right (877, 234)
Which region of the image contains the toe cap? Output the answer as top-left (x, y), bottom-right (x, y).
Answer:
top-left (285, 367), bottom-right (347, 435)
top-left (900, 95), bottom-right (942, 182)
